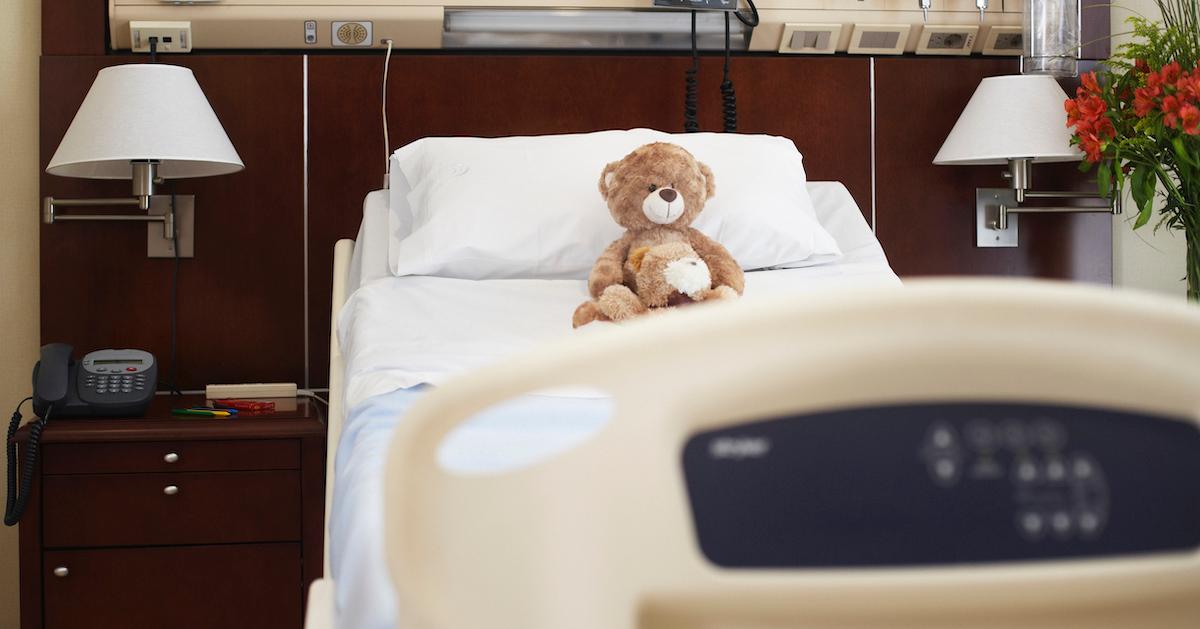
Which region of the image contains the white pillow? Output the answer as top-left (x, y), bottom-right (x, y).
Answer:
top-left (389, 129), bottom-right (840, 280)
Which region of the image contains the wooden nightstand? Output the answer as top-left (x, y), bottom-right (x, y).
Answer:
top-left (13, 395), bottom-right (325, 629)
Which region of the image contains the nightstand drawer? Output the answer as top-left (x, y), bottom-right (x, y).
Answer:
top-left (43, 544), bottom-right (301, 629)
top-left (42, 470), bottom-right (302, 547)
top-left (42, 439), bottom-right (300, 474)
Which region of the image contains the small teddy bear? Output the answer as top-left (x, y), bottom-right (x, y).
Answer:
top-left (573, 241), bottom-right (738, 327)
top-left (573, 142), bottom-right (744, 327)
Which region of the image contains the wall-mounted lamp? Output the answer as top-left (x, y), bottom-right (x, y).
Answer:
top-left (934, 74), bottom-right (1119, 248)
top-left (44, 64), bottom-right (243, 257)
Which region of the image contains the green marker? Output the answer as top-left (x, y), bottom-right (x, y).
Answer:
top-left (172, 409), bottom-right (231, 417)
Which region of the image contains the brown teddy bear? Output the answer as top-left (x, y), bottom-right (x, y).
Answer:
top-left (573, 242), bottom-right (738, 326)
top-left (573, 142), bottom-right (744, 326)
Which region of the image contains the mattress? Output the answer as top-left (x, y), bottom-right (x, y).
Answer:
top-left (331, 183), bottom-right (900, 629)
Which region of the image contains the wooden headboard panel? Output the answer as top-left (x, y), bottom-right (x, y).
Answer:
top-left (39, 1), bottom-right (1112, 389)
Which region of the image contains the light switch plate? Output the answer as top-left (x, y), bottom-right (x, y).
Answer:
top-left (778, 23), bottom-right (844, 54)
top-left (848, 24), bottom-right (911, 55)
top-left (130, 21), bottom-right (193, 53)
top-left (977, 188), bottom-right (1019, 247)
top-left (147, 195), bottom-right (195, 258)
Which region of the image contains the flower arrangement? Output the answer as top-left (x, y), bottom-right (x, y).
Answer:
top-left (1065, 0), bottom-right (1200, 300)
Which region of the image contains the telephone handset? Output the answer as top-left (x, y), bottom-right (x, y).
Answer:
top-left (5, 344), bottom-right (158, 525)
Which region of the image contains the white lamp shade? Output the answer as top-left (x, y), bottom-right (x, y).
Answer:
top-left (933, 75), bottom-right (1082, 166)
top-left (46, 64), bottom-right (244, 179)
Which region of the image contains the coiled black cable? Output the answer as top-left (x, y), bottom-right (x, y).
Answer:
top-left (734, 0), bottom-right (760, 27)
top-left (684, 11), bottom-right (699, 133)
top-left (5, 398), bottom-right (47, 526)
top-left (720, 12), bottom-right (737, 133)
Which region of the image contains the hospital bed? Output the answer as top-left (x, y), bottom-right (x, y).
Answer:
top-left (307, 135), bottom-right (1200, 629)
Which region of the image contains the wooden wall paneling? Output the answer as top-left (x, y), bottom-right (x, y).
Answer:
top-left (306, 55), bottom-right (872, 386)
top-left (42, 0), bottom-right (108, 56)
top-left (39, 56), bottom-right (306, 389)
top-left (873, 57), bottom-right (1111, 281)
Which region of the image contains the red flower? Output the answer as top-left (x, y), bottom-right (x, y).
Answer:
top-left (1177, 71), bottom-right (1200, 103)
top-left (1163, 95), bottom-right (1182, 128)
top-left (1148, 69), bottom-right (1164, 90)
top-left (1182, 104), bottom-right (1200, 135)
top-left (1134, 86), bottom-right (1160, 117)
top-left (1064, 97), bottom-right (1080, 123)
top-left (1161, 60), bottom-right (1183, 85)
top-left (1078, 134), bottom-right (1105, 162)
top-left (1135, 58), bottom-right (1150, 73)
top-left (1080, 71), bottom-right (1102, 95)
top-left (1077, 94), bottom-right (1106, 118)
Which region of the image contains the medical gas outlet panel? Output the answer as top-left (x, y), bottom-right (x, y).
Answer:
top-left (683, 403), bottom-right (1200, 568)
top-left (110, 0), bottom-right (1023, 54)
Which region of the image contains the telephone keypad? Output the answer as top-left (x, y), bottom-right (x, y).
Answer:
top-left (84, 372), bottom-right (150, 395)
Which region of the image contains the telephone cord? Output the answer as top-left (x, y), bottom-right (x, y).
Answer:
top-left (684, 11), bottom-right (700, 133)
top-left (720, 12), bottom-right (737, 133)
top-left (5, 399), bottom-right (46, 527)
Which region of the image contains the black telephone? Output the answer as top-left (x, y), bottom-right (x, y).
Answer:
top-left (5, 344), bottom-right (157, 525)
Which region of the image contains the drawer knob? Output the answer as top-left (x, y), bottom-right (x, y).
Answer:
top-left (53, 567), bottom-right (69, 578)
top-left (163, 485), bottom-right (180, 496)
top-left (163, 452), bottom-right (180, 464)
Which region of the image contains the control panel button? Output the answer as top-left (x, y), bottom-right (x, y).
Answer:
top-left (1000, 420), bottom-right (1027, 450)
top-left (1044, 457), bottom-right (1067, 482)
top-left (1071, 456), bottom-right (1095, 480)
top-left (1013, 456), bottom-right (1039, 483)
top-left (1018, 511), bottom-right (1045, 539)
top-left (1031, 419), bottom-right (1067, 450)
top-left (1077, 510), bottom-right (1103, 537)
top-left (964, 419), bottom-right (996, 451)
top-left (1050, 511), bottom-right (1073, 537)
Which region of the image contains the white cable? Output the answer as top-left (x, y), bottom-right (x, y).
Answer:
top-left (382, 38), bottom-right (394, 189)
top-left (298, 389), bottom-right (330, 406)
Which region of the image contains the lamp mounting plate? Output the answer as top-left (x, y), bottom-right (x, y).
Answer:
top-left (147, 195), bottom-right (194, 258)
top-left (976, 188), bottom-right (1019, 248)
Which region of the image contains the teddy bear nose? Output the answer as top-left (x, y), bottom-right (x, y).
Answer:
top-left (658, 188), bottom-right (678, 203)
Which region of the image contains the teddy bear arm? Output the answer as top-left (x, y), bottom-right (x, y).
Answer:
top-left (685, 229), bottom-right (745, 295)
top-left (588, 235), bottom-right (634, 298)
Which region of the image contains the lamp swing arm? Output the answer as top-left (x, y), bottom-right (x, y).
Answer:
top-left (41, 160), bottom-right (176, 239)
top-left (991, 157), bottom-right (1123, 231)
top-left (995, 196), bottom-right (1122, 231)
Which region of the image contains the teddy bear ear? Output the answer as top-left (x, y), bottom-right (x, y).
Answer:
top-left (698, 162), bottom-right (716, 199)
top-left (598, 161), bottom-right (620, 200)
top-left (628, 246), bottom-right (651, 272)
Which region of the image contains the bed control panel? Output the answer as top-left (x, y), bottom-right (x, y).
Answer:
top-left (682, 403), bottom-right (1200, 568)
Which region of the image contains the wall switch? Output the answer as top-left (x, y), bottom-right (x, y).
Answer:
top-left (778, 23), bottom-right (843, 54)
top-left (131, 21), bottom-right (193, 53)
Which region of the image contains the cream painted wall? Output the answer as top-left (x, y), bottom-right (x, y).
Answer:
top-left (0, 0), bottom-right (41, 624)
top-left (1110, 0), bottom-right (1189, 297)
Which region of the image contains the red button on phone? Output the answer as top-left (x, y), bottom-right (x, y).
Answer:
top-left (126, 367), bottom-right (137, 371)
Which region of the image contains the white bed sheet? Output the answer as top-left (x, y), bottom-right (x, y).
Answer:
top-left (331, 182), bottom-right (899, 628)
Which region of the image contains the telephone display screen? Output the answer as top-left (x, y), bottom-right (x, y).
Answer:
top-left (94, 359), bottom-right (144, 365)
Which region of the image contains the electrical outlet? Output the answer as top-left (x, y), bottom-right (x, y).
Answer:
top-left (130, 21), bottom-right (193, 53)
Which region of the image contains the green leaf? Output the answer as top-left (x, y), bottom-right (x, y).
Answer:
top-left (1173, 137), bottom-right (1200, 169)
top-left (1097, 161), bottom-right (1112, 197)
top-left (1130, 165), bottom-right (1155, 229)
top-left (1078, 160), bottom-right (1094, 173)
